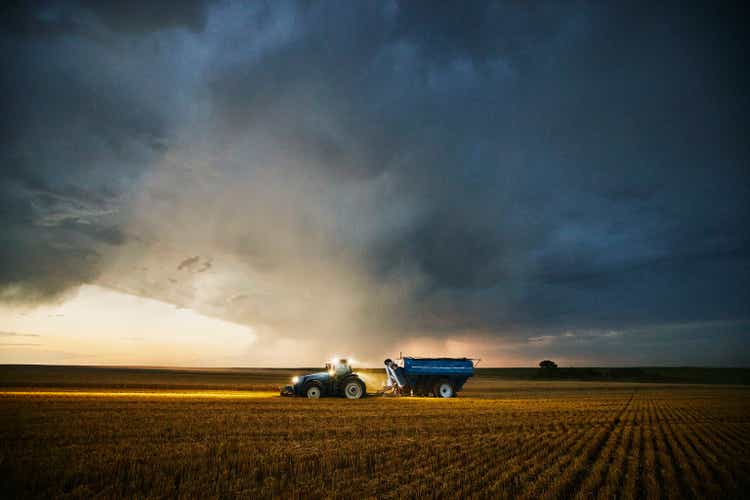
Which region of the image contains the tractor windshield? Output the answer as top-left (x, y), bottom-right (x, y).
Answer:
top-left (332, 359), bottom-right (351, 376)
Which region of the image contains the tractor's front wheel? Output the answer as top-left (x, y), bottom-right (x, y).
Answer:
top-left (305, 384), bottom-right (322, 399)
top-left (342, 379), bottom-right (365, 399)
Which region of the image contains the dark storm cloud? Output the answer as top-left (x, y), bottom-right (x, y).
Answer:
top-left (1, 0), bottom-right (209, 301)
top-left (393, 0), bottom-right (567, 64)
top-left (1, 1), bottom-right (748, 363)
top-left (2, 0), bottom-right (215, 37)
top-left (78, 0), bottom-right (215, 34)
top-left (215, 1), bottom-right (747, 353)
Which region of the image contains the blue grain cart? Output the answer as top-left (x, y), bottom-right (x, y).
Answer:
top-left (384, 357), bottom-right (475, 397)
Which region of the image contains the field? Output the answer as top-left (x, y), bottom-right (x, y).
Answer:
top-left (1, 366), bottom-right (749, 498)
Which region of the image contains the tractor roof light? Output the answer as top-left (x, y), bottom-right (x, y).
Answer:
top-left (331, 356), bottom-right (355, 366)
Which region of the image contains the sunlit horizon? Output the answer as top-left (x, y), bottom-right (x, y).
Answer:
top-left (3, 283), bottom-right (744, 368)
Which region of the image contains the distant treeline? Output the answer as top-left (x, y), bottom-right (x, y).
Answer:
top-left (476, 367), bottom-right (750, 385)
top-left (1, 365), bottom-right (748, 388)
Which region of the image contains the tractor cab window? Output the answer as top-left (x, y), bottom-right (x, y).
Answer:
top-left (332, 359), bottom-right (350, 376)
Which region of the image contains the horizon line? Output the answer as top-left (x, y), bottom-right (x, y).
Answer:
top-left (2, 363), bottom-right (749, 370)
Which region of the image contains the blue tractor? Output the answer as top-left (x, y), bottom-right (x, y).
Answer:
top-left (384, 357), bottom-right (475, 397)
top-left (280, 358), bottom-right (366, 399)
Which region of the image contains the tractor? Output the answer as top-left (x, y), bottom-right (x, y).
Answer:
top-left (280, 358), bottom-right (366, 399)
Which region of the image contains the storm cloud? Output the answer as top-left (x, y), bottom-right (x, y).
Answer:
top-left (1, 1), bottom-right (748, 365)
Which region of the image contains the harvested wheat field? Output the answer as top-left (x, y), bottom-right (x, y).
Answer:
top-left (1, 369), bottom-right (749, 499)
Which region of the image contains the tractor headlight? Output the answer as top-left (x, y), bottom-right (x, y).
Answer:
top-left (292, 376), bottom-right (299, 384)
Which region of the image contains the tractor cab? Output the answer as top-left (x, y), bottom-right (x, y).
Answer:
top-left (327, 358), bottom-right (352, 377)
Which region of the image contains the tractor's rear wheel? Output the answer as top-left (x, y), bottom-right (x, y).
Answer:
top-left (305, 384), bottom-right (322, 399)
top-left (434, 380), bottom-right (455, 398)
top-left (343, 379), bottom-right (365, 399)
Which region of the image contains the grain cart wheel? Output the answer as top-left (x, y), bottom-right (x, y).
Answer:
top-left (305, 383), bottom-right (322, 399)
top-left (434, 380), bottom-right (455, 398)
top-left (342, 378), bottom-right (365, 399)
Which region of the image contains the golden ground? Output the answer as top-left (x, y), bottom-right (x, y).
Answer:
top-left (0, 390), bottom-right (277, 399)
top-left (1, 369), bottom-right (749, 498)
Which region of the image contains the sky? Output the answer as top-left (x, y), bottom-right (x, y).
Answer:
top-left (1, 1), bottom-right (748, 367)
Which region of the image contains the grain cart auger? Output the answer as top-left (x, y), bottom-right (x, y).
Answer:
top-left (280, 358), bottom-right (366, 399)
top-left (383, 356), bottom-right (477, 397)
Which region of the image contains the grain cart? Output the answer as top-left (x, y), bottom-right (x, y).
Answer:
top-left (384, 356), bottom-right (475, 397)
top-left (280, 358), bottom-right (366, 399)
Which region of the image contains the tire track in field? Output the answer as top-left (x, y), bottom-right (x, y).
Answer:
top-left (713, 422), bottom-right (750, 450)
top-left (386, 434), bottom-right (497, 498)
top-left (524, 410), bottom-right (612, 495)
top-left (552, 391), bottom-right (635, 499)
top-left (450, 430), bottom-right (545, 494)
top-left (460, 408), bottom-right (603, 497)
top-left (631, 398), bottom-right (647, 500)
top-left (652, 397), bottom-right (683, 500)
top-left (664, 411), bottom-right (722, 498)
top-left (608, 408), bottom-right (635, 498)
top-left (472, 425), bottom-right (567, 495)
top-left (693, 420), bottom-right (748, 458)
top-left (623, 420), bottom-right (642, 499)
top-left (687, 422), bottom-right (743, 494)
top-left (592, 398), bottom-right (636, 498)
top-left (422, 433), bottom-right (510, 496)
top-left (642, 399), bottom-right (662, 500)
top-left (657, 403), bottom-right (700, 499)
top-left (515, 425), bottom-right (604, 498)
top-left (471, 413), bottom-right (599, 498)
top-left (391, 411), bottom-right (590, 497)
top-left (391, 421), bottom-right (536, 499)
top-left (473, 424), bottom-right (593, 497)
top-left (665, 406), bottom-right (716, 498)
top-left (683, 405), bottom-right (709, 425)
top-left (579, 414), bottom-right (629, 498)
